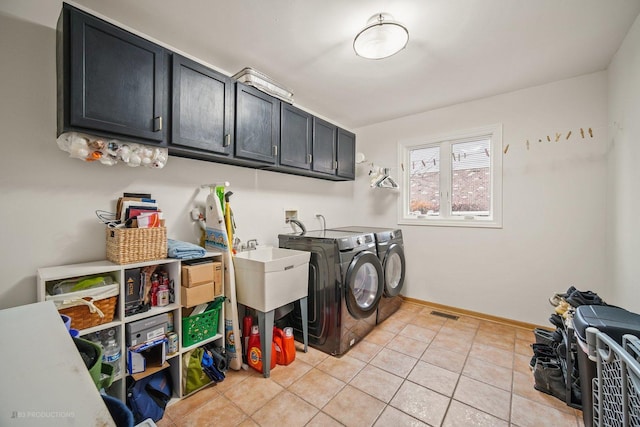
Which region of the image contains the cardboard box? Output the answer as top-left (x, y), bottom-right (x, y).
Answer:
top-left (182, 263), bottom-right (214, 288)
top-left (126, 313), bottom-right (168, 346)
top-left (181, 282), bottom-right (214, 308)
top-left (213, 262), bottom-right (222, 296)
top-left (127, 338), bottom-right (167, 376)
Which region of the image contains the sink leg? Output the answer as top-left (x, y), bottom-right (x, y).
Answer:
top-left (257, 310), bottom-right (274, 378)
top-left (299, 297), bottom-right (308, 353)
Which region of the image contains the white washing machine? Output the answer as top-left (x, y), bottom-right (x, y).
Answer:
top-left (330, 226), bottom-right (406, 324)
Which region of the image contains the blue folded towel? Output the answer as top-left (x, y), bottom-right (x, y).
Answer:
top-left (167, 239), bottom-right (206, 260)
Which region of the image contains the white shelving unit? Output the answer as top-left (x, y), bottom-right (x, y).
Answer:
top-left (37, 253), bottom-right (224, 403)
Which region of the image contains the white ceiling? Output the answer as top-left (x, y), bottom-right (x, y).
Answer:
top-left (4, 0), bottom-right (640, 129)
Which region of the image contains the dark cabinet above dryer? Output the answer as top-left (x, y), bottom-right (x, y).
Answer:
top-left (312, 117), bottom-right (337, 175)
top-left (337, 128), bottom-right (356, 180)
top-left (57, 3), bottom-right (167, 145)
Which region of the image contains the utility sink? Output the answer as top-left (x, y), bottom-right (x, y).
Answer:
top-left (233, 247), bottom-right (310, 312)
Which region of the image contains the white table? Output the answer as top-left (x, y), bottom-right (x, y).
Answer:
top-left (0, 301), bottom-right (115, 426)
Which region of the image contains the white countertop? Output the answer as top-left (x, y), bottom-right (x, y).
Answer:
top-left (0, 301), bottom-right (115, 426)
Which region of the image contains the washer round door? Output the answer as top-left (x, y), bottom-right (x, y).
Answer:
top-left (383, 243), bottom-right (405, 297)
top-left (345, 251), bottom-right (383, 319)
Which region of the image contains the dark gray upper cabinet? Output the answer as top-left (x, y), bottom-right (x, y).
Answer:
top-left (280, 104), bottom-right (312, 170)
top-left (171, 54), bottom-right (233, 156)
top-left (235, 83), bottom-right (280, 164)
top-left (56, 4), bottom-right (355, 180)
top-left (337, 128), bottom-right (356, 179)
top-left (58, 4), bottom-right (167, 144)
top-left (312, 117), bottom-right (337, 175)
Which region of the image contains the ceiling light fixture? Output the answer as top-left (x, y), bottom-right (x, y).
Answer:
top-left (353, 13), bottom-right (409, 60)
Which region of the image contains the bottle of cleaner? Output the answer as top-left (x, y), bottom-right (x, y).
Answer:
top-left (273, 327), bottom-right (285, 365)
top-left (247, 325), bottom-right (262, 372)
top-left (247, 325), bottom-right (276, 373)
top-left (242, 315), bottom-right (252, 364)
top-left (150, 273), bottom-right (159, 306)
top-left (282, 326), bottom-right (296, 365)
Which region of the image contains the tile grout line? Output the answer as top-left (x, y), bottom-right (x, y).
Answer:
top-left (366, 315), bottom-right (445, 427)
top-left (167, 306), bottom-right (581, 427)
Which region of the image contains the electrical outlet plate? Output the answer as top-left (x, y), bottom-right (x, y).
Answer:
top-left (285, 209), bottom-right (298, 223)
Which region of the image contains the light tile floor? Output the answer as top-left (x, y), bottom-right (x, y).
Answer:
top-left (159, 302), bottom-right (585, 427)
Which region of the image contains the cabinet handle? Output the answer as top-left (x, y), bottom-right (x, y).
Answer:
top-left (223, 134), bottom-right (231, 147)
top-left (334, 161), bottom-right (338, 169)
top-left (154, 116), bottom-right (162, 132)
top-left (307, 154), bottom-right (312, 164)
top-left (273, 145), bottom-right (278, 156)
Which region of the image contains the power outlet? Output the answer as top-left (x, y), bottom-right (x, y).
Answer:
top-left (285, 209), bottom-right (298, 224)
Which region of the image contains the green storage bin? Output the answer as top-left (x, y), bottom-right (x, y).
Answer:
top-left (182, 297), bottom-right (223, 347)
top-left (73, 337), bottom-right (114, 390)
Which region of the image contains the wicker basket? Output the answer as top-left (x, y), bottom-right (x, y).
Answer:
top-left (60, 296), bottom-right (118, 330)
top-left (106, 226), bottom-right (167, 264)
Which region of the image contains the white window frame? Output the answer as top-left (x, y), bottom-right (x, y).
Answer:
top-left (398, 124), bottom-right (503, 228)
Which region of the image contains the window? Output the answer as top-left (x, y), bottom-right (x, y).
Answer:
top-left (398, 124), bottom-right (502, 228)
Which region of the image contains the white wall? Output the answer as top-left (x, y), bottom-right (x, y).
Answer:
top-left (0, 11), bottom-right (355, 309)
top-left (354, 72), bottom-right (609, 326)
top-left (607, 14), bottom-right (640, 313)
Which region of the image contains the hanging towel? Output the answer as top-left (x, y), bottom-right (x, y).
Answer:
top-left (167, 239), bottom-right (206, 260)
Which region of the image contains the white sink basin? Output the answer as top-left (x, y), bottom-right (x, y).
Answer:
top-left (233, 247), bottom-right (310, 312)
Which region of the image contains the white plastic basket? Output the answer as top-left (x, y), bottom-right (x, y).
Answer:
top-left (45, 283), bottom-right (119, 311)
top-left (232, 67), bottom-right (293, 103)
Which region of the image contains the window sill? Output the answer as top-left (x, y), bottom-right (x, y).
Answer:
top-left (398, 217), bottom-right (503, 229)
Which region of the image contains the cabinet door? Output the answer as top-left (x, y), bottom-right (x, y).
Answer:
top-left (337, 128), bottom-right (356, 179)
top-left (171, 55), bottom-right (233, 155)
top-left (235, 83), bottom-right (280, 164)
top-left (65, 5), bottom-right (166, 143)
top-left (312, 117), bottom-right (337, 174)
top-left (280, 104), bottom-right (312, 170)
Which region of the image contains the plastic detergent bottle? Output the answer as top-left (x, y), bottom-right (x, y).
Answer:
top-left (247, 325), bottom-right (276, 373)
top-left (156, 281), bottom-right (169, 307)
top-left (247, 325), bottom-right (263, 372)
top-left (150, 274), bottom-right (159, 306)
top-left (282, 327), bottom-right (296, 365)
top-left (242, 316), bottom-right (252, 363)
top-left (273, 327), bottom-right (285, 365)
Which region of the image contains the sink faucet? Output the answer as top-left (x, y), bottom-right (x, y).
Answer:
top-left (246, 239), bottom-right (258, 250)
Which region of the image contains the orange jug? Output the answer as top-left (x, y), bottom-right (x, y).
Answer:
top-left (247, 325), bottom-right (277, 373)
top-left (282, 326), bottom-right (296, 365)
top-left (273, 327), bottom-right (285, 365)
